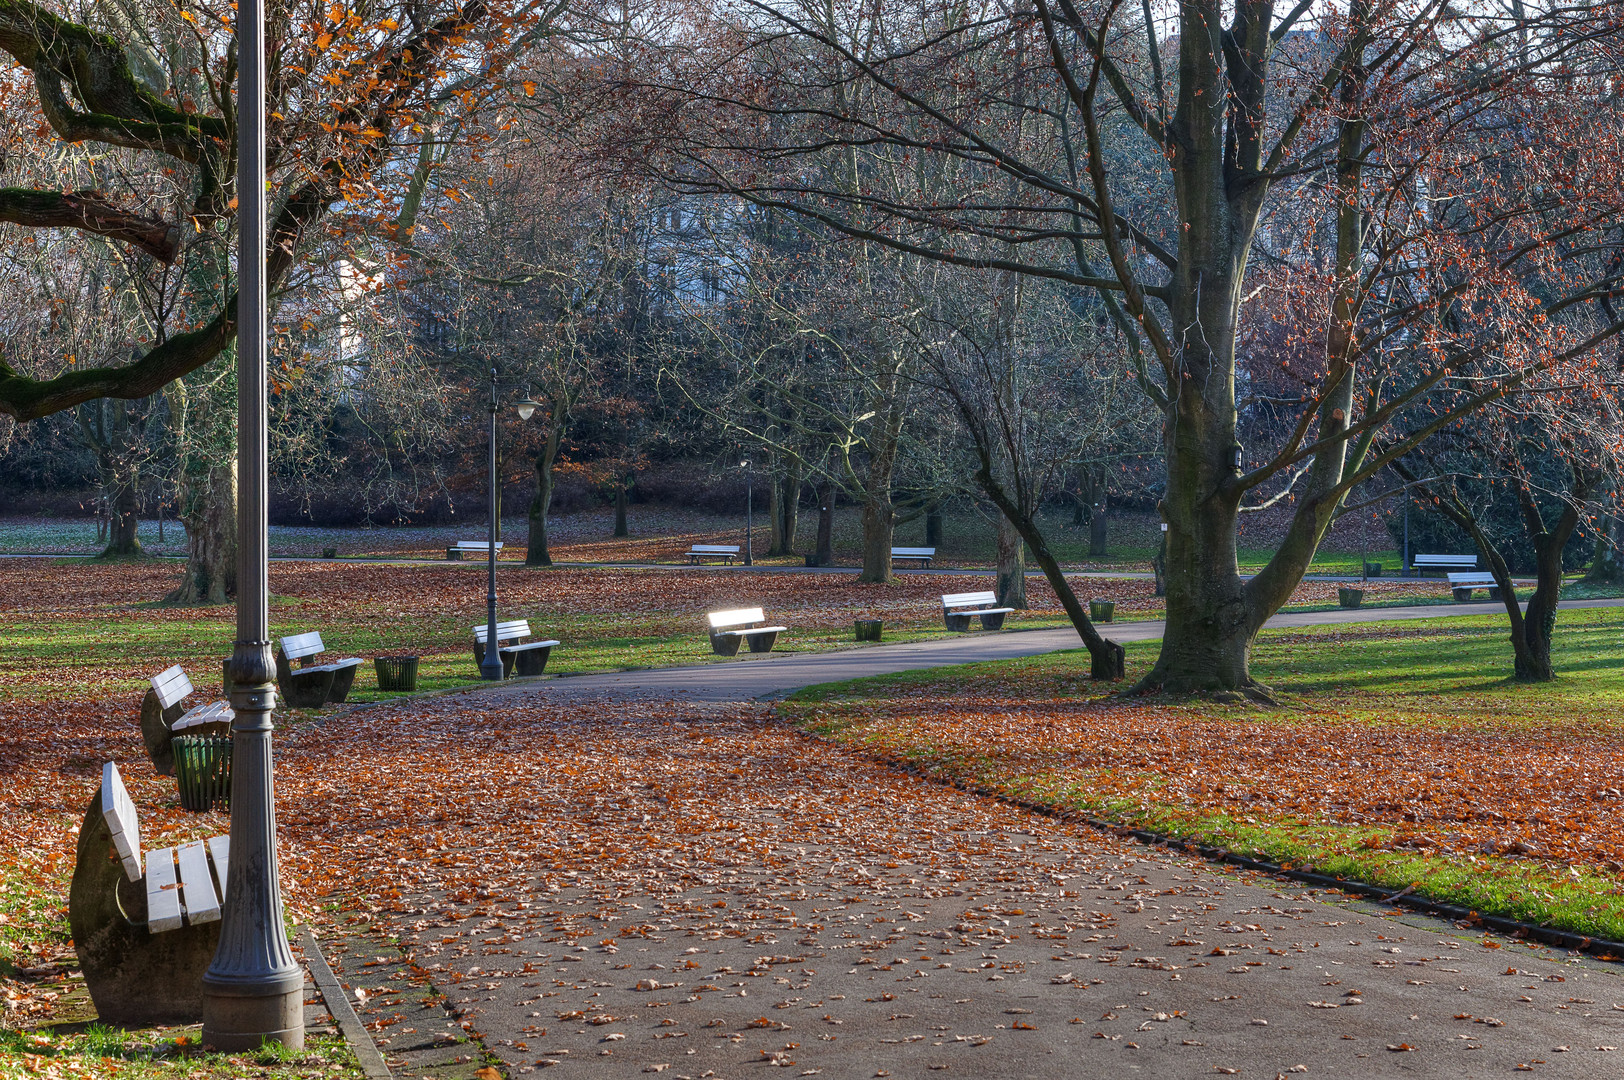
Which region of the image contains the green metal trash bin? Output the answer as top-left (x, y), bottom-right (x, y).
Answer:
top-left (374, 656), bottom-right (420, 692)
top-left (173, 734), bottom-right (232, 812)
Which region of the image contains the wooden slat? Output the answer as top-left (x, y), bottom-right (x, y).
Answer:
top-left (144, 847), bottom-right (183, 933)
top-left (171, 700), bottom-right (234, 732)
top-left (474, 619), bottom-right (530, 642)
top-left (892, 547), bottom-right (935, 556)
top-left (689, 544), bottom-right (740, 553)
top-left (279, 631), bottom-right (325, 660)
top-left (207, 835), bottom-right (231, 899)
top-left (175, 841), bottom-right (220, 924)
top-left (942, 591), bottom-right (998, 607)
top-left (149, 664), bottom-right (194, 710)
top-left (100, 762), bottom-right (143, 882)
top-left (455, 540), bottom-right (502, 551)
top-left (708, 607), bottom-right (765, 629)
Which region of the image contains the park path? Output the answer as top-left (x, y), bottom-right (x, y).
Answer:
top-left (310, 596), bottom-right (1624, 1079)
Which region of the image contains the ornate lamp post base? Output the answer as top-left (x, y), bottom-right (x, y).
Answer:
top-left (202, 973), bottom-right (306, 1051)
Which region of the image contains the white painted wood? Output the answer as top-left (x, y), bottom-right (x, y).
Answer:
top-left (144, 847), bottom-right (183, 933)
top-left (892, 547), bottom-right (935, 559)
top-left (170, 700), bottom-right (234, 733)
top-left (1446, 572), bottom-right (1497, 585)
top-left (689, 544), bottom-right (741, 554)
top-left (1413, 554), bottom-right (1477, 568)
top-left (942, 590), bottom-right (1000, 609)
top-left (207, 835), bottom-right (231, 898)
top-left (473, 619), bottom-right (531, 643)
top-left (100, 762), bottom-right (143, 882)
top-left (507, 639), bottom-right (561, 651)
top-left (714, 626), bottom-right (787, 638)
top-left (175, 840), bottom-right (221, 924)
top-left (708, 608), bottom-right (766, 630)
top-left (149, 665), bottom-right (194, 710)
top-left (279, 631), bottom-right (326, 661)
top-left (454, 540), bottom-right (503, 552)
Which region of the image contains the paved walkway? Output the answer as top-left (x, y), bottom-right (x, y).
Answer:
top-left (322, 598), bottom-right (1624, 1079)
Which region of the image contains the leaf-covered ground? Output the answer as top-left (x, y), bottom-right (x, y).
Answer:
top-left (785, 608), bottom-right (1624, 941)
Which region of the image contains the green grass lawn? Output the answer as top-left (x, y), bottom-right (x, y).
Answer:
top-left (783, 606), bottom-right (1624, 944)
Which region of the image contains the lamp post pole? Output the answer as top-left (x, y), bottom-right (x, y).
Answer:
top-left (742, 460), bottom-right (753, 567)
top-left (202, 0), bottom-right (304, 1048)
top-left (481, 367), bottom-right (505, 681)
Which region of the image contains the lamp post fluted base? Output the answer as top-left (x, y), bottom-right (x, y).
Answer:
top-left (202, 970), bottom-right (306, 1051)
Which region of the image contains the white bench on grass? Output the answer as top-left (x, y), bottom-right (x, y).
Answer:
top-left (473, 619), bottom-right (561, 677)
top-left (707, 607), bottom-right (788, 656)
top-left (448, 539), bottom-right (503, 560)
top-left (687, 544), bottom-right (742, 564)
top-left (140, 665), bottom-right (233, 777)
top-left (276, 631), bottom-right (363, 708)
top-left (892, 546), bottom-right (936, 567)
top-left (1413, 553), bottom-right (1477, 573)
top-left (942, 590), bottom-right (1015, 632)
top-left (68, 761), bottom-right (230, 1025)
top-left (1448, 572), bottom-right (1502, 601)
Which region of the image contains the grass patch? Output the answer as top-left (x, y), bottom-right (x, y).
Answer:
top-left (0, 1026), bottom-right (363, 1079)
top-left (782, 607), bottom-right (1624, 943)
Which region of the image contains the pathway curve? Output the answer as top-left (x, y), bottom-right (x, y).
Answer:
top-left (319, 598), bottom-right (1624, 1080)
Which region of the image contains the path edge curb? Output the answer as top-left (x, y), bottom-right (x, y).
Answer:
top-left (299, 926), bottom-right (393, 1080)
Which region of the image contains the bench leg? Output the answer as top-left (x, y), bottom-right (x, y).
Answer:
top-left (69, 789), bottom-right (220, 1025)
top-left (745, 630), bottom-right (779, 653)
top-left (513, 646), bottom-right (553, 677)
top-left (944, 613), bottom-right (971, 632)
top-left (1488, 587), bottom-right (1501, 601)
top-left (327, 664), bottom-right (359, 703)
top-left (282, 668), bottom-right (336, 708)
top-left (979, 612), bottom-right (1009, 631)
top-left (710, 633), bottom-right (743, 656)
top-left (1452, 587), bottom-right (1471, 602)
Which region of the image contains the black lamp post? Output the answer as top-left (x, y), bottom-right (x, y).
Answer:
top-left (201, 0), bottom-right (303, 1048)
top-left (741, 459), bottom-right (753, 566)
top-left (479, 367), bottom-right (506, 681)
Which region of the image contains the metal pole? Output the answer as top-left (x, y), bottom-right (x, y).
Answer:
top-left (744, 464), bottom-right (753, 566)
top-left (481, 367), bottom-right (505, 680)
top-left (202, 0), bottom-right (304, 1047)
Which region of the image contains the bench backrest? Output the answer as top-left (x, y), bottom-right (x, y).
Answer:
top-left (1447, 572), bottom-right (1496, 583)
top-left (709, 607), bottom-right (765, 630)
top-left (101, 762), bottom-right (143, 882)
top-left (691, 544), bottom-right (741, 554)
top-left (1414, 554), bottom-right (1476, 566)
top-left (474, 619), bottom-right (530, 643)
top-left (455, 540), bottom-right (502, 551)
top-left (942, 590), bottom-right (998, 609)
top-left (279, 631), bottom-right (325, 661)
top-left (149, 665), bottom-right (194, 711)
top-left (892, 547), bottom-right (935, 557)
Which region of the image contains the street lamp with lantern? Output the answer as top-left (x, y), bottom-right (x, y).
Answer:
top-left (477, 380), bottom-right (543, 681)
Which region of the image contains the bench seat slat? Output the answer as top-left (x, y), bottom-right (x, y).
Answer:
top-left (170, 700), bottom-right (234, 733)
top-left (715, 625), bottom-right (788, 637)
top-left (175, 840), bottom-right (220, 925)
top-left (144, 848), bottom-right (183, 934)
top-left (207, 835), bottom-right (230, 898)
top-left (503, 639), bottom-right (560, 652)
top-left (454, 540), bottom-right (502, 551)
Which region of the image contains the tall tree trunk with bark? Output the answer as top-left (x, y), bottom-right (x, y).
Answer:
top-left (169, 462), bottom-right (237, 604)
top-left (767, 458), bottom-right (787, 555)
top-left (925, 503), bottom-right (943, 546)
top-left (613, 479), bottom-right (630, 537)
top-left (781, 464), bottom-right (801, 554)
top-left (858, 491), bottom-right (895, 583)
top-left (526, 413), bottom-right (567, 566)
top-left (105, 483), bottom-right (142, 556)
top-left (1583, 512), bottom-right (1623, 583)
top-left (995, 515), bottom-right (1027, 608)
top-left (810, 482), bottom-right (836, 566)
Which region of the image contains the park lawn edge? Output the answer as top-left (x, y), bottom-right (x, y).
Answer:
top-left (779, 632), bottom-right (1624, 946)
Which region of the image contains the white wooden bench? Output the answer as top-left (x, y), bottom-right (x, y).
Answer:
top-left (140, 665), bottom-right (233, 777)
top-left (473, 618), bottom-right (561, 677)
top-left (891, 546), bottom-right (936, 567)
top-left (448, 539), bottom-right (503, 560)
top-left (686, 544), bottom-right (742, 564)
top-left (941, 589), bottom-right (1015, 632)
top-left (68, 761), bottom-right (230, 1024)
top-left (1412, 553), bottom-right (1477, 574)
top-left (1448, 571), bottom-right (1502, 601)
top-left (275, 631), bottom-right (363, 708)
top-left (706, 607), bottom-right (788, 656)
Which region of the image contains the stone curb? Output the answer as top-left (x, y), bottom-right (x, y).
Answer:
top-left (300, 927), bottom-right (393, 1080)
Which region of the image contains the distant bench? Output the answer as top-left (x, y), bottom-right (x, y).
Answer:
top-left (707, 607), bottom-right (787, 656)
top-left (687, 544), bottom-right (742, 564)
top-left (891, 546), bottom-right (936, 567)
top-left (69, 761), bottom-right (229, 1025)
top-left (1412, 553), bottom-right (1477, 573)
top-left (276, 631), bottom-right (363, 708)
top-left (448, 540), bottom-right (502, 560)
top-left (141, 665), bottom-right (233, 776)
top-left (942, 590), bottom-right (1015, 632)
top-left (473, 618), bottom-right (560, 677)
top-left (1448, 572), bottom-right (1501, 601)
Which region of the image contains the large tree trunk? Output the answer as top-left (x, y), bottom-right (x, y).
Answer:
top-left (858, 491), bottom-right (894, 583)
top-left (771, 463), bottom-right (801, 556)
top-left (1080, 465), bottom-right (1108, 556)
top-left (925, 503), bottom-right (943, 547)
top-left (809, 482), bottom-right (835, 566)
top-left (526, 419), bottom-right (566, 566)
top-left (995, 515), bottom-right (1026, 608)
top-left (767, 461), bottom-right (787, 555)
top-left (166, 462), bottom-right (236, 605)
top-left (1513, 488), bottom-right (1584, 682)
top-left (1583, 512), bottom-right (1623, 584)
top-left (103, 482), bottom-right (142, 556)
